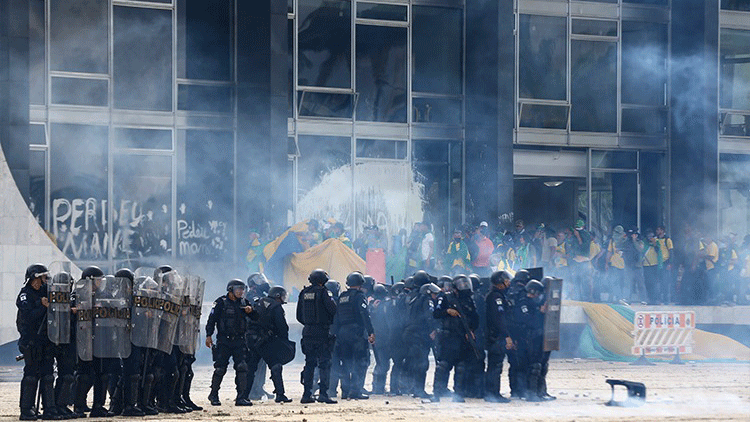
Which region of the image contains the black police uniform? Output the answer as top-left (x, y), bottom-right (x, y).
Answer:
top-left (333, 288), bottom-right (373, 399)
top-left (431, 290), bottom-right (479, 401)
top-left (244, 286), bottom-right (270, 400)
top-left (245, 296), bottom-right (290, 401)
top-left (504, 281), bottom-right (526, 397)
top-left (401, 291), bottom-right (436, 398)
top-left (17, 282), bottom-right (58, 420)
top-left (514, 293), bottom-right (545, 401)
top-left (387, 288), bottom-right (409, 395)
top-left (296, 283), bottom-right (337, 402)
top-left (368, 296), bottom-right (391, 394)
top-left (466, 285), bottom-right (488, 398)
top-left (206, 294), bottom-right (251, 404)
top-left (485, 284), bottom-right (511, 401)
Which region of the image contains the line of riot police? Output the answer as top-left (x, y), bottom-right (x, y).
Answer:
top-left (16, 262), bottom-right (206, 420)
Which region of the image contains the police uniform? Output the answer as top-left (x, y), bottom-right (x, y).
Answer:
top-left (401, 290), bottom-right (435, 398)
top-left (245, 296), bottom-right (291, 402)
top-left (206, 294), bottom-right (251, 405)
top-left (431, 289), bottom-right (479, 401)
top-left (385, 288), bottom-right (409, 395)
top-left (296, 282), bottom-right (337, 403)
top-left (17, 280), bottom-right (58, 420)
top-left (485, 284), bottom-right (511, 402)
top-left (244, 285), bottom-right (270, 401)
top-left (513, 290), bottom-right (545, 401)
top-left (333, 288), bottom-right (373, 399)
top-left (368, 293), bottom-right (391, 395)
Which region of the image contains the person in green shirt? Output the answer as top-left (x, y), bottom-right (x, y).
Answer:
top-left (445, 228), bottom-right (471, 276)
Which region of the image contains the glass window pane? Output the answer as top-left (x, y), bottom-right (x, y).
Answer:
top-left (51, 77), bottom-right (108, 107)
top-left (115, 128), bottom-right (172, 150)
top-left (591, 150), bottom-right (638, 170)
top-left (413, 6), bottom-right (462, 95)
top-left (113, 154), bottom-right (172, 259)
top-left (30, 0), bottom-right (45, 105)
top-left (413, 97), bottom-right (461, 125)
top-left (623, 0), bottom-right (668, 5)
top-left (297, 135), bottom-right (351, 200)
top-left (355, 25), bottom-right (407, 123)
top-left (50, 0), bottom-right (108, 73)
top-left (182, 0), bottom-right (232, 80)
top-left (49, 124), bottom-right (109, 260)
top-left (356, 139), bottom-right (406, 159)
top-left (177, 130), bottom-right (234, 259)
top-left (571, 41), bottom-right (617, 132)
top-left (722, 0), bottom-right (750, 11)
top-left (721, 112), bottom-right (750, 136)
top-left (720, 29), bottom-right (750, 111)
top-left (114, 6), bottom-right (173, 111)
top-left (298, 0), bottom-right (351, 88)
top-left (622, 21), bottom-right (667, 106)
top-left (412, 140), bottom-right (462, 243)
top-left (572, 19), bottom-right (617, 37)
top-left (29, 149), bottom-right (46, 227)
top-left (29, 124), bottom-right (46, 146)
top-left (519, 104), bottom-right (569, 129)
top-left (298, 91), bottom-right (354, 118)
top-left (178, 84), bottom-right (233, 113)
top-left (289, 18), bottom-right (294, 116)
top-left (519, 15), bottom-right (567, 101)
top-left (357, 3), bottom-right (407, 21)
top-left (621, 108), bottom-right (667, 135)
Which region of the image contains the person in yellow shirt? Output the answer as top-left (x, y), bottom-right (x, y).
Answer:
top-left (699, 233), bottom-right (719, 303)
top-left (641, 230), bottom-right (662, 304)
top-left (606, 225), bottom-right (627, 303)
top-left (655, 226), bottom-right (674, 303)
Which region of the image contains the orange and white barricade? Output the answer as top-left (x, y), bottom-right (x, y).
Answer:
top-left (632, 311), bottom-right (695, 364)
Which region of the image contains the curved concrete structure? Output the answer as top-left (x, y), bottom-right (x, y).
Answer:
top-left (0, 145), bottom-right (78, 345)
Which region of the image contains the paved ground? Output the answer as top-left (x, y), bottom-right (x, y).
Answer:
top-left (1, 359), bottom-right (748, 421)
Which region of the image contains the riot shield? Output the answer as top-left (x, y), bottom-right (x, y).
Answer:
top-left (261, 338), bottom-right (296, 366)
top-left (47, 272), bottom-right (72, 345)
top-left (131, 275), bottom-right (161, 350)
top-left (74, 277), bottom-right (93, 361)
top-left (48, 261), bottom-right (82, 284)
top-left (155, 270), bottom-right (185, 354)
top-left (178, 276), bottom-right (205, 355)
top-left (93, 275), bottom-right (132, 359)
top-left (543, 277), bottom-right (563, 352)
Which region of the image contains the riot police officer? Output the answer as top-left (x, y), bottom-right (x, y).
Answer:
top-left (505, 269), bottom-right (531, 398)
top-left (333, 272), bottom-right (375, 400)
top-left (47, 269), bottom-right (77, 419)
top-left (484, 271), bottom-right (513, 403)
top-left (296, 269), bottom-right (337, 404)
top-left (17, 263), bottom-right (61, 421)
top-left (323, 280), bottom-right (341, 398)
top-left (205, 279), bottom-right (253, 406)
top-left (387, 280), bottom-right (409, 395)
top-left (244, 273), bottom-right (272, 401)
top-left (369, 283), bottom-right (390, 395)
top-left (536, 276), bottom-right (556, 401)
top-left (245, 286), bottom-right (293, 403)
top-left (515, 280), bottom-right (546, 402)
top-left (402, 282), bottom-right (440, 399)
top-left (431, 275), bottom-right (479, 402)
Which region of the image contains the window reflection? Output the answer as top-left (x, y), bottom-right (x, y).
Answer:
top-left (29, 149), bottom-right (46, 227)
top-left (50, 0), bottom-right (108, 74)
top-left (356, 25), bottom-right (407, 122)
top-left (721, 0), bottom-right (750, 10)
top-left (413, 6), bottom-right (462, 95)
top-left (622, 21), bottom-right (667, 106)
top-left (571, 40), bottom-right (617, 132)
top-left (721, 29), bottom-right (750, 111)
top-left (519, 15), bottom-right (566, 101)
top-left (30, 0), bottom-right (45, 105)
top-left (298, 0), bottom-right (352, 88)
top-left (297, 136), bottom-right (351, 200)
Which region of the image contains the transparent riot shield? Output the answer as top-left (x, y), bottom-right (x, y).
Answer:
top-left (48, 261), bottom-right (82, 284)
top-left (93, 275), bottom-right (132, 359)
top-left (47, 271), bottom-right (72, 345)
top-left (543, 277), bottom-right (563, 352)
top-left (155, 270), bottom-right (185, 354)
top-left (178, 276), bottom-right (205, 355)
top-left (74, 277), bottom-right (93, 361)
top-left (131, 275), bottom-right (161, 350)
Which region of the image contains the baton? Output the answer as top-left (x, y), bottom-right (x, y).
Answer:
top-left (16, 354), bottom-right (25, 361)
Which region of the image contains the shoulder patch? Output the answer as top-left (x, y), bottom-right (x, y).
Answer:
top-left (328, 290), bottom-right (333, 297)
top-left (304, 292), bottom-right (316, 300)
top-left (340, 295), bottom-right (350, 303)
top-left (361, 302), bottom-right (367, 309)
top-left (19, 293), bottom-right (27, 302)
top-left (495, 298), bottom-right (502, 306)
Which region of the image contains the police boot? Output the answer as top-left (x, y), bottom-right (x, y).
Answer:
top-left (139, 374), bottom-right (159, 415)
top-left (538, 373), bottom-right (556, 401)
top-left (389, 366), bottom-right (402, 396)
top-left (234, 364), bottom-right (252, 406)
top-left (72, 374), bottom-right (91, 416)
top-left (525, 364), bottom-right (543, 402)
top-left (88, 374), bottom-right (109, 417)
top-left (270, 365), bottom-right (292, 403)
top-left (107, 378), bottom-right (124, 416)
top-left (484, 369), bottom-right (510, 403)
top-left (208, 367), bottom-right (225, 406)
top-left (430, 362), bottom-right (450, 402)
top-left (371, 374), bottom-right (386, 395)
top-left (300, 367), bottom-right (315, 403)
top-left (411, 372), bottom-right (430, 399)
top-left (173, 366), bottom-right (192, 412)
top-left (54, 374), bottom-right (76, 419)
top-left (158, 371), bottom-right (186, 414)
top-left (121, 375), bottom-right (145, 417)
top-left (40, 375), bottom-right (64, 420)
top-left (19, 375), bottom-right (39, 421)
top-left (182, 369), bottom-right (202, 411)
top-left (315, 368), bottom-right (337, 404)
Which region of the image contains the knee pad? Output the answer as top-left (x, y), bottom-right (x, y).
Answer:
top-left (530, 363), bottom-right (542, 377)
top-left (213, 367), bottom-right (227, 377)
top-left (235, 361), bottom-right (248, 373)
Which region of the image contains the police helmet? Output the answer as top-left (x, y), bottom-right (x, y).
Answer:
top-left (525, 279), bottom-right (544, 295)
top-left (154, 265), bottom-right (173, 279)
top-left (247, 272), bottom-right (268, 286)
top-left (25, 263), bottom-right (49, 282)
top-left (413, 270), bottom-right (430, 287)
top-left (82, 266), bottom-right (104, 280)
top-left (257, 281), bottom-right (271, 295)
top-left (268, 286), bottom-right (288, 303)
top-left (420, 283), bottom-right (441, 296)
top-left (541, 276), bottom-right (555, 287)
top-left (391, 281), bottom-right (405, 296)
top-left (512, 269), bottom-right (531, 284)
top-left (325, 280), bottom-right (341, 297)
top-left (404, 276), bottom-right (416, 290)
top-left (346, 272), bottom-right (366, 287)
top-left (309, 269), bottom-right (329, 285)
top-left (363, 275), bottom-right (376, 294)
top-left (452, 275), bottom-right (473, 292)
top-left (373, 283), bottom-right (387, 300)
top-left (490, 270), bottom-right (512, 286)
top-left (469, 274), bottom-right (481, 291)
top-left (227, 278), bottom-right (246, 293)
top-left (115, 268), bottom-right (135, 282)
top-left (51, 271), bottom-right (72, 286)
